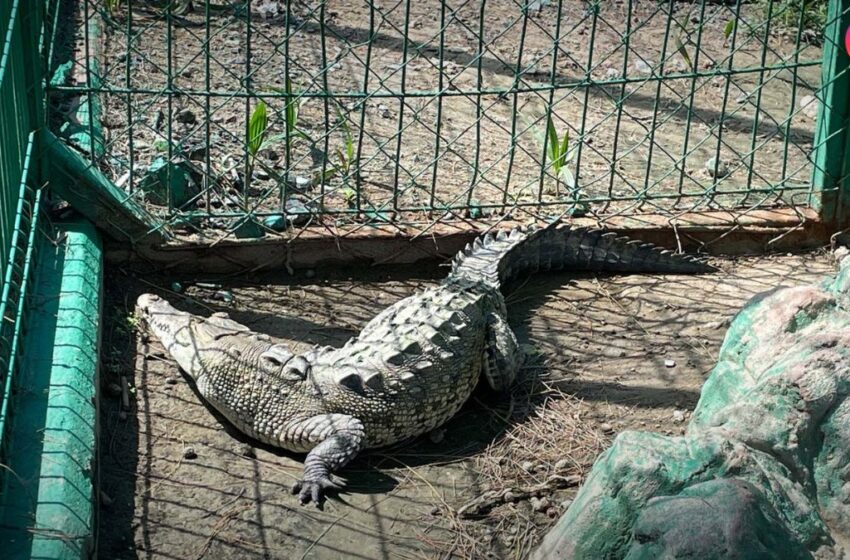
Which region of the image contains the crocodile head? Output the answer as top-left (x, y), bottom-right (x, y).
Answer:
top-left (135, 293), bottom-right (310, 387)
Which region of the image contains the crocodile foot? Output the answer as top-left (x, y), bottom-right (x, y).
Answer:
top-left (291, 476), bottom-right (342, 507)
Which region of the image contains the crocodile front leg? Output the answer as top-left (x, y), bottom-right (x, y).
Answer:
top-left (287, 414), bottom-right (366, 506)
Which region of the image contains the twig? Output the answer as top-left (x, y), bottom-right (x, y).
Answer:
top-left (456, 474), bottom-right (582, 518)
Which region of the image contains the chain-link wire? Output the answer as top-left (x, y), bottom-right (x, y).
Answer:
top-left (48, 0), bottom-right (837, 242)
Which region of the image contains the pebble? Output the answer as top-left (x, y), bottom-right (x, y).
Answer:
top-left (554, 458), bottom-right (570, 471)
top-left (672, 410), bottom-right (686, 423)
top-left (107, 382), bottom-right (122, 398)
top-left (175, 108), bottom-right (197, 125)
top-left (521, 460), bottom-right (536, 472)
top-left (634, 59), bottom-right (652, 74)
top-left (429, 428), bottom-right (446, 444)
top-left (238, 444), bottom-right (256, 458)
top-left (664, 359), bottom-right (676, 368)
top-left (530, 496), bottom-right (550, 512)
top-left (213, 290), bottom-right (233, 303)
top-left (429, 505), bottom-right (442, 516)
top-left (599, 422), bottom-right (614, 433)
top-left (165, 376), bottom-right (178, 385)
top-left (170, 281), bottom-right (183, 293)
top-left (377, 104), bottom-right (391, 118)
top-left (704, 156), bottom-right (730, 178)
top-left (799, 94), bottom-right (819, 119)
top-left (183, 446), bottom-right (198, 460)
top-left (503, 490), bottom-right (518, 502)
top-left (546, 507), bottom-right (560, 518)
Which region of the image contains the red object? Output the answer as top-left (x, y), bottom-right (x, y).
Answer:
top-left (846, 25), bottom-right (850, 56)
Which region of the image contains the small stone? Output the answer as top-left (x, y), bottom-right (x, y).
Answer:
top-left (672, 410), bottom-right (686, 423)
top-left (834, 246), bottom-right (850, 263)
top-left (546, 507), bottom-right (560, 518)
top-left (285, 197), bottom-right (312, 226)
top-left (429, 505), bottom-right (442, 516)
top-left (165, 376), bottom-right (178, 385)
top-left (634, 59), bottom-right (652, 74)
top-left (170, 281), bottom-right (183, 293)
top-left (605, 67), bottom-right (619, 79)
top-left (107, 382), bottom-right (122, 397)
top-left (238, 444), bottom-right (256, 458)
top-left (799, 94), bottom-right (819, 119)
top-left (183, 446), bottom-right (198, 460)
top-left (554, 458), bottom-right (570, 471)
top-left (504, 490), bottom-right (518, 502)
top-left (530, 496), bottom-right (550, 512)
top-left (377, 104), bottom-right (391, 118)
top-left (704, 156), bottom-right (730, 178)
top-left (521, 460), bottom-right (536, 473)
top-left (294, 176), bottom-right (312, 190)
top-left (175, 109), bottom-right (196, 125)
top-left (262, 214), bottom-right (288, 232)
top-left (262, 148), bottom-right (280, 161)
top-left (665, 359), bottom-right (676, 368)
top-left (213, 290), bottom-right (233, 303)
top-left (429, 428), bottom-right (446, 444)
top-left (254, 167), bottom-right (270, 180)
top-left (600, 422), bottom-right (614, 434)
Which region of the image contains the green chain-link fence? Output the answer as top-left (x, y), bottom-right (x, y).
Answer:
top-left (45, 0), bottom-right (839, 241)
top-left (0, 0), bottom-right (59, 493)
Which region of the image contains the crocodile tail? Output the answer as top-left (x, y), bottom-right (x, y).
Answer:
top-left (448, 220), bottom-right (715, 287)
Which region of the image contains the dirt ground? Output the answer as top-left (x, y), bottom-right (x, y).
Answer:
top-left (96, 249), bottom-right (836, 559)
top-left (89, 1), bottom-right (821, 231)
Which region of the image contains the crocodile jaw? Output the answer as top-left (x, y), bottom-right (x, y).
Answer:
top-left (137, 293), bottom-right (208, 377)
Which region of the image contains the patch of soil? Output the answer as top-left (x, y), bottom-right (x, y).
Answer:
top-left (88, 1), bottom-right (820, 235)
top-left (97, 250), bottom-right (836, 559)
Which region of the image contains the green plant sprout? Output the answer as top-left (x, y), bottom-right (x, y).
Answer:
top-left (246, 100), bottom-right (268, 182)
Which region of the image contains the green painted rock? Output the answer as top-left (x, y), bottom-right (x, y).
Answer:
top-left (532, 255), bottom-right (850, 560)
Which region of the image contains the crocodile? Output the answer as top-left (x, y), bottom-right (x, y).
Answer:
top-left (136, 222), bottom-right (714, 506)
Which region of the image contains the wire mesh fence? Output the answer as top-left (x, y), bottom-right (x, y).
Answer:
top-left (47, 0), bottom-right (838, 241)
top-left (0, 0), bottom-right (57, 490)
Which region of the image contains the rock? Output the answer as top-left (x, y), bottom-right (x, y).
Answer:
top-left (285, 197), bottom-right (312, 226)
top-left (429, 505), bottom-right (442, 516)
top-left (530, 496), bottom-right (550, 512)
top-left (377, 104), bottom-right (391, 118)
top-left (294, 175), bottom-right (312, 190)
top-left (175, 108), bottom-right (197, 125)
top-left (634, 59), bottom-right (652, 74)
top-left (704, 156), bottom-right (730, 178)
top-left (182, 446), bottom-right (197, 460)
top-left (429, 428), bottom-right (446, 444)
top-left (106, 382), bottom-right (122, 398)
top-left (165, 376), bottom-right (178, 385)
top-left (170, 281), bottom-right (183, 293)
top-left (262, 214), bottom-right (288, 232)
top-left (834, 246), bottom-right (850, 264)
top-left (521, 460), bottom-right (536, 473)
top-left (799, 94), bottom-right (819, 120)
top-left (555, 458), bottom-right (570, 471)
top-left (605, 67), bottom-right (619, 79)
top-left (599, 423), bottom-right (614, 434)
top-left (664, 359), bottom-right (676, 368)
top-left (213, 290), bottom-right (233, 303)
top-left (532, 260), bottom-right (850, 560)
top-left (238, 444), bottom-right (256, 458)
top-left (672, 410), bottom-right (686, 423)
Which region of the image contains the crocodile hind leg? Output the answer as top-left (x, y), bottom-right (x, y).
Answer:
top-left (287, 414), bottom-right (366, 506)
top-left (482, 312), bottom-right (522, 392)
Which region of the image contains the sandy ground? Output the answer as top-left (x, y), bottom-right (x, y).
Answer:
top-left (97, 249), bottom-right (836, 559)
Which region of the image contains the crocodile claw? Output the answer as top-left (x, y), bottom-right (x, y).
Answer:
top-left (291, 476), bottom-right (342, 507)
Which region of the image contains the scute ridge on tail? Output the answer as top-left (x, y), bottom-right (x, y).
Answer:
top-left (448, 220), bottom-right (714, 287)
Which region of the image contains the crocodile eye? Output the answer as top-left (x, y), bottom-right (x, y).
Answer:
top-left (260, 344), bottom-right (294, 368)
top-left (283, 356), bottom-right (310, 381)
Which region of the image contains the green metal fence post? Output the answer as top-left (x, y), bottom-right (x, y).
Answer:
top-left (812, 0), bottom-right (850, 226)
